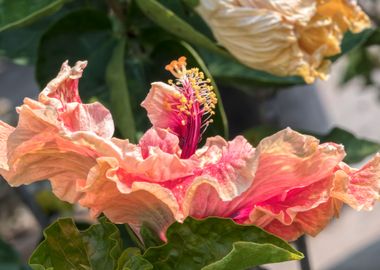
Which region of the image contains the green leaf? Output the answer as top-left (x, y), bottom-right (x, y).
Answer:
top-left (135, 0), bottom-right (225, 56)
top-left (36, 8), bottom-right (116, 103)
top-left (106, 38), bottom-right (137, 142)
top-left (331, 29), bottom-right (375, 62)
top-left (29, 217), bottom-right (123, 270)
top-left (244, 126), bottom-right (380, 164)
top-left (0, 0), bottom-right (65, 32)
top-left (143, 217), bottom-right (303, 270)
top-left (117, 248), bottom-right (153, 270)
top-left (341, 47), bottom-right (373, 85)
top-left (0, 237), bottom-right (24, 270)
top-left (0, 1), bottom-right (104, 65)
top-left (181, 0), bottom-right (200, 8)
top-left (364, 28), bottom-right (380, 46)
top-left (35, 190), bottom-right (73, 215)
top-left (149, 40), bottom-right (229, 139)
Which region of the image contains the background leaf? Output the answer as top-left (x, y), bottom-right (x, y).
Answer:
top-left (117, 248), bottom-right (153, 270)
top-left (36, 8), bottom-right (115, 103)
top-left (244, 126), bottom-right (380, 164)
top-left (29, 217), bottom-right (122, 270)
top-left (0, 0), bottom-right (65, 32)
top-left (135, 0), bottom-right (225, 56)
top-left (106, 38), bottom-right (137, 142)
top-left (0, 237), bottom-right (25, 270)
top-left (143, 217), bottom-right (303, 270)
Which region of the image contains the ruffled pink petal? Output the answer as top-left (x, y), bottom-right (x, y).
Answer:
top-left (60, 102), bottom-right (114, 139)
top-left (244, 176), bottom-right (342, 241)
top-left (248, 128), bottom-right (345, 204)
top-left (181, 135), bottom-right (256, 216)
top-left (39, 60), bottom-right (86, 107)
top-left (139, 128), bottom-right (180, 158)
top-left (110, 128), bottom-right (196, 183)
top-left (141, 82), bottom-right (183, 135)
top-left (0, 61), bottom-right (119, 202)
top-left (331, 155), bottom-right (380, 211)
top-left (39, 60), bottom-right (114, 138)
top-left (262, 198), bottom-right (341, 241)
top-left (79, 157), bottom-right (181, 240)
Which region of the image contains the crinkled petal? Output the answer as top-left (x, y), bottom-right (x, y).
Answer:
top-left (262, 198), bottom-right (341, 241)
top-left (331, 155), bottom-right (380, 211)
top-left (196, 0), bottom-right (370, 83)
top-left (0, 121), bottom-right (15, 173)
top-left (79, 157), bottom-right (181, 240)
top-left (181, 135), bottom-right (256, 216)
top-left (139, 127), bottom-right (181, 158)
top-left (39, 60), bottom-right (114, 138)
top-left (248, 128), bottom-right (345, 203)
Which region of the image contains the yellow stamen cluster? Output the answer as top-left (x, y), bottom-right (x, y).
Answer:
top-left (165, 56), bottom-right (217, 119)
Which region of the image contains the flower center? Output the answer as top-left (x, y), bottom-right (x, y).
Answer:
top-left (165, 57), bottom-right (217, 159)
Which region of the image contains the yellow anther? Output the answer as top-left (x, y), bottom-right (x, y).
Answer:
top-left (180, 96), bottom-right (187, 104)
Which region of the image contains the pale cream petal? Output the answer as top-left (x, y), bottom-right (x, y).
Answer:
top-left (196, 0), bottom-right (370, 83)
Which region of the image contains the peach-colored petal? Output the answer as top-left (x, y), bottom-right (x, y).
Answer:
top-left (113, 128), bottom-right (196, 183)
top-left (39, 60), bottom-right (114, 138)
top-left (39, 60), bottom-right (87, 107)
top-left (0, 61), bottom-right (118, 202)
top-left (248, 128), bottom-right (345, 203)
top-left (263, 198), bottom-right (341, 241)
top-left (331, 155), bottom-right (380, 211)
top-left (79, 157), bottom-right (181, 240)
top-left (0, 121), bottom-right (15, 173)
top-left (181, 135), bottom-right (256, 216)
top-left (139, 128), bottom-right (180, 158)
top-left (180, 128), bottom-right (348, 241)
top-left (60, 102), bottom-right (114, 139)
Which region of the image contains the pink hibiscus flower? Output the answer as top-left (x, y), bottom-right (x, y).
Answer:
top-left (0, 58), bottom-right (379, 242)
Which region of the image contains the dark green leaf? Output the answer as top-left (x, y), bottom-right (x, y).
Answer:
top-left (29, 217), bottom-right (123, 270)
top-left (106, 38), bottom-right (137, 142)
top-left (135, 0), bottom-right (226, 56)
top-left (149, 40), bottom-right (229, 138)
top-left (181, 0), bottom-right (200, 8)
top-left (36, 8), bottom-right (115, 104)
top-left (35, 190), bottom-right (73, 215)
top-left (0, 1), bottom-right (103, 65)
top-left (117, 248), bottom-right (153, 270)
top-left (0, 237), bottom-right (24, 270)
top-left (143, 217), bottom-right (303, 270)
top-left (341, 47), bottom-right (373, 85)
top-left (364, 28), bottom-right (380, 46)
top-left (244, 126), bottom-right (380, 164)
top-left (330, 29), bottom-right (375, 62)
top-left (0, 0), bottom-right (64, 32)
top-left (140, 224), bottom-right (165, 249)
top-left (200, 49), bottom-right (305, 89)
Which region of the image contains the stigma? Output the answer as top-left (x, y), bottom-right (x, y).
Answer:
top-left (164, 57), bottom-right (217, 159)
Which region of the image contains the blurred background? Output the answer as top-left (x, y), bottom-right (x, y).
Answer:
top-left (1, 0), bottom-right (380, 269)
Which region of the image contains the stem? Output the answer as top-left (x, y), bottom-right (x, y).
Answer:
top-left (296, 236), bottom-right (311, 270)
top-left (125, 224), bottom-right (146, 251)
top-left (106, 0), bottom-right (126, 26)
